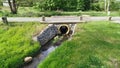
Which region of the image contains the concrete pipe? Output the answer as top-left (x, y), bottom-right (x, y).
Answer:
top-left (58, 25), bottom-right (70, 35)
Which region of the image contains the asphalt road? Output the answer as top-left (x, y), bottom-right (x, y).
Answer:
top-left (0, 16), bottom-right (120, 23)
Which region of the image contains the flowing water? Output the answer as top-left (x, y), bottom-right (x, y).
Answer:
top-left (23, 36), bottom-right (68, 68)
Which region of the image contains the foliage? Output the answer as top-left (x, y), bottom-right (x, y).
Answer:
top-left (1, 0), bottom-right (119, 12)
top-left (0, 22), bottom-right (46, 68)
top-left (91, 2), bottom-right (104, 11)
top-left (91, 3), bottom-right (101, 11)
top-left (35, 0), bottom-right (91, 11)
top-left (77, 0), bottom-right (84, 11)
top-left (118, 9), bottom-right (120, 16)
top-left (33, 0), bottom-right (120, 11)
top-left (83, 0), bottom-right (91, 11)
top-left (1, 9), bottom-right (120, 17)
top-left (16, 0), bottom-right (35, 7)
top-left (1, 6), bottom-right (120, 17)
top-left (110, 1), bottom-right (120, 11)
top-left (0, 0), bottom-right (2, 6)
top-left (38, 21), bottom-right (120, 68)
top-left (8, 0), bottom-right (18, 14)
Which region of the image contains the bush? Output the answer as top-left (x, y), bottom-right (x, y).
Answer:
top-left (40, 11), bottom-right (62, 17)
top-left (118, 9), bottom-right (120, 16)
top-left (0, 10), bottom-right (2, 16)
top-left (34, 0), bottom-right (91, 11)
top-left (1, 11), bottom-right (9, 16)
top-left (110, 1), bottom-right (120, 11)
top-left (0, 0), bottom-right (2, 6)
top-left (20, 12), bottom-right (39, 17)
top-left (91, 3), bottom-right (101, 11)
top-left (91, 2), bottom-right (104, 11)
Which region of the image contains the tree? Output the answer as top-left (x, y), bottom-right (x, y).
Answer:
top-left (8, 0), bottom-right (18, 14)
top-left (110, 0), bottom-right (120, 11)
top-left (77, 0), bottom-right (84, 11)
top-left (84, 0), bottom-right (91, 10)
top-left (104, 0), bottom-right (107, 11)
top-left (35, 0), bottom-right (77, 11)
top-left (77, 0), bottom-right (91, 11)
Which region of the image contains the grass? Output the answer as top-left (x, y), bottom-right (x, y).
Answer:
top-left (0, 7), bottom-right (120, 17)
top-left (38, 21), bottom-right (120, 68)
top-left (0, 22), bottom-right (46, 68)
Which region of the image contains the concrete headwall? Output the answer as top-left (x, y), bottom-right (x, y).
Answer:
top-left (37, 25), bottom-right (58, 46)
top-left (37, 24), bottom-right (76, 46)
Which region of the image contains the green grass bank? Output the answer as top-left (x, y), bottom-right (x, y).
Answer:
top-left (0, 22), bottom-right (45, 68)
top-left (38, 21), bottom-right (120, 68)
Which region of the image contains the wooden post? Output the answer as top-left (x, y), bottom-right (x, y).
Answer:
top-left (2, 16), bottom-right (8, 25)
top-left (108, 16), bottom-right (112, 21)
top-left (42, 16), bottom-right (45, 21)
top-left (80, 16), bottom-right (83, 20)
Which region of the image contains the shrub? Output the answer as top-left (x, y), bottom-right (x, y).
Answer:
top-left (20, 12), bottom-right (39, 17)
top-left (118, 9), bottom-right (120, 16)
top-left (91, 3), bottom-right (103, 11)
top-left (110, 1), bottom-right (120, 11)
top-left (0, 0), bottom-right (2, 6)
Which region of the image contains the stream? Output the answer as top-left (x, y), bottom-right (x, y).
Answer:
top-left (23, 36), bottom-right (68, 68)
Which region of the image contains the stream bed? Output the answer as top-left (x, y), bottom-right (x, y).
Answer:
top-left (23, 36), bottom-right (68, 68)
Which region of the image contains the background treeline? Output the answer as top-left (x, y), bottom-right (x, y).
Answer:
top-left (0, 0), bottom-right (120, 11)
top-left (19, 0), bottom-right (120, 11)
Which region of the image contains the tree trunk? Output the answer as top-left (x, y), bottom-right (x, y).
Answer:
top-left (107, 0), bottom-right (110, 16)
top-left (104, 0), bottom-right (107, 12)
top-left (107, 0), bottom-right (110, 12)
top-left (12, 0), bottom-right (17, 14)
top-left (8, 0), bottom-right (17, 14)
top-left (8, 0), bottom-right (13, 13)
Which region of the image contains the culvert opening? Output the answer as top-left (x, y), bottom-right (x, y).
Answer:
top-left (59, 25), bottom-right (69, 35)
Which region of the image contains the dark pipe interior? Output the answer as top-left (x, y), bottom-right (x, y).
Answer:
top-left (59, 26), bottom-right (69, 34)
